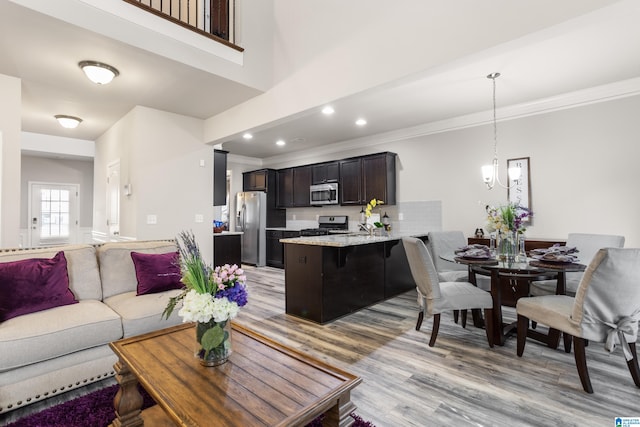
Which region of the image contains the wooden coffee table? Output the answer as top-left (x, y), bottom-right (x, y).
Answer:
top-left (108, 323), bottom-right (361, 427)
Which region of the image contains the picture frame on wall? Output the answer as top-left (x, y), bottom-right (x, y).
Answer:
top-left (507, 157), bottom-right (531, 217)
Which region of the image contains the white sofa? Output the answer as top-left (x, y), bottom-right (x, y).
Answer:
top-left (0, 240), bottom-right (184, 414)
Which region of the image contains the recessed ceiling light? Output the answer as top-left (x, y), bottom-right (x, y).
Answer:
top-left (276, 140), bottom-right (286, 146)
top-left (243, 133), bottom-right (253, 140)
top-left (54, 115), bottom-right (82, 129)
top-left (78, 60), bottom-right (119, 85)
top-left (322, 106), bottom-right (335, 115)
top-left (355, 118), bottom-right (367, 126)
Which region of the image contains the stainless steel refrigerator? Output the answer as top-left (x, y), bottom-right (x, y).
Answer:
top-left (236, 191), bottom-right (267, 266)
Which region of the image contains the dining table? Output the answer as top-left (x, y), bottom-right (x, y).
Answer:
top-left (444, 253), bottom-right (586, 346)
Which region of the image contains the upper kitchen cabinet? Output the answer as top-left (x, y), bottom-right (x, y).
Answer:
top-left (293, 166), bottom-right (312, 206)
top-left (242, 169), bottom-right (270, 191)
top-left (338, 158), bottom-right (362, 205)
top-left (339, 152), bottom-right (397, 205)
top-left (363, 152), bottom-right (396, 204)
top-left (276, 168), bottom-right (293, 207)
top-left (242, 168), bottom-right (285, 227)
top-left (311, 161), bottom-right (339, 184)
top-left (213, 149), bottom-right (228, 206)
top-left (277, 166), bottom-right (312, 207)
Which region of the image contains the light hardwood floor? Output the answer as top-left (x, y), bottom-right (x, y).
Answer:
top-left (236, 265), bottom-right (639, 427)
top-left (2, 265), bottom-right (638, 426)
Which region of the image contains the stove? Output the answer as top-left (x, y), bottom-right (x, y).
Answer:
top-left (300, 215), bottom-right (349, 236)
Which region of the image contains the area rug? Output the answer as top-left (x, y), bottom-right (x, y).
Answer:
top-left (5, 384), bottom-right (375, 427)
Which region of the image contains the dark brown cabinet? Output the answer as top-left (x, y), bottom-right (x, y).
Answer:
top-left (292, 166), bottom-right (312, 207)
top-left (276, 166), bottom-right (312, 207)
top-left (339, 152), bottom-right (396, 205)
top-left (266, 229), bottom-right (300, 268)
top-left (283, 235), bottom-right (424, 324)
top-left (242, 169), bottom-right (268, 191)
top-left (213, 233), bottom-right (241, 267)
top-left (311, 161), bottom-right (339, 184)
top-left (338, 158), bottom-right (362, 205)
top-left (242, 169), bottom-right (286, 228)
top-left (276, 168), bottom-right (293, 208)
top-left (274, 151), bottom-right (396, 208)
top-left (362, 153), bottom-right (396, 205)
top-left (213, 149), bottom-right (228, 206)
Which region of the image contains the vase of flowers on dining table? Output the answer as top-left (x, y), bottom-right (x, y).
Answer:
top-left (485, 203), bottom-right (532, 262)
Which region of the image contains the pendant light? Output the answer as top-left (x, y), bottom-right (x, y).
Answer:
top-left (481, 72), bottom-right (521, 189)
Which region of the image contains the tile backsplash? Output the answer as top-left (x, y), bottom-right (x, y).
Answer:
top-left (284, 200), bottom-right (442, 234)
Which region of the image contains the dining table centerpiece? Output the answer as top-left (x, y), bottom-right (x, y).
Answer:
top-left (163, 230), bottom-right (248, 366)
top-left (485, 203), bottom-right (532, 262)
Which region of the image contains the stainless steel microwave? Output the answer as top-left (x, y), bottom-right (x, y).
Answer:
top-left (310, 182), bottom-right (339, 205)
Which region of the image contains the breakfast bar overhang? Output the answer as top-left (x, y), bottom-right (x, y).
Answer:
top-left (281, 233), bottom-right (428, 324)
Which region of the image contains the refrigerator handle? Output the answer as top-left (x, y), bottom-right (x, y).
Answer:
top-left (241, 204), bottom-right (247, 231)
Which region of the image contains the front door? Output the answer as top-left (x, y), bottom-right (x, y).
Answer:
top-left (29, 183), bottom-right (79, 247)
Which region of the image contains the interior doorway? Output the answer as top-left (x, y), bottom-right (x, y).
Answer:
top-left (29, 182), bottom-right (79, 247)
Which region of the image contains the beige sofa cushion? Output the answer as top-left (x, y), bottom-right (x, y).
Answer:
top-left (0, 245), bottom-right (102, 301)
top-left (97, 240), bottom-right (177, 299)
top-left (104, 289), bottom-right (184, 338)
top-left (0, 300), bottom-right (122, 371)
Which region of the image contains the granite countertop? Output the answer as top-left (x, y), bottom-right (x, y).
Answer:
top-left (280, 231), bottom-right (429, 247)
top-left (213, 231), bottom-right (243, 236)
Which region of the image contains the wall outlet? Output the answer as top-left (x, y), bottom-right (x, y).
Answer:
top-left (195, 214), bottom-right (204, 223)
top-left (199, 159), bottom-right (205, 167)
top-left (147, 214), bottom-right (157, 225)
top-left (292, 214), bottom-right (297, 220)
top-left (398, 213), bottom-right (404, 221)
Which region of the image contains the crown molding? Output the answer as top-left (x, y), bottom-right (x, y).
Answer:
top-left (263, 77), bottom-right (640, 166)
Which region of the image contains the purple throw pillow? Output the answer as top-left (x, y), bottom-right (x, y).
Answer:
top-left (131, 251), bottom-right (183, 296)
top-left (0, 251), bottom-right (77, 322)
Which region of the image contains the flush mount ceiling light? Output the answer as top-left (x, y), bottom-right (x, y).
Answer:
top-left (481, 72), bottom-right (521, 190)
top-left (242, 133), bottom-right (253, 140)
top-left (276, 139), bottom-right (286, 146)
top-left (78, 60), bottom-right (119, 85)
top-left (54, 115), bottom-right (82, 129)
top-left (355, 118), bottom-right (367, 126)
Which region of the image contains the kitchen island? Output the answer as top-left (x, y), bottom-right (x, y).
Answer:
top-left (281, 232), bottom-right (428, 324)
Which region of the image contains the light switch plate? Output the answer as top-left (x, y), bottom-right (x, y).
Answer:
top-left (147, 214), bottom-right (157, 224)
top-left (195, 214), bottom-right (204, 223)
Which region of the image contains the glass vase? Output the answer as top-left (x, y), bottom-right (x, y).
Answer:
top-left (498, 231), bottom-right (518, 263)
top-left (195, 319), bottom-right (232, 367)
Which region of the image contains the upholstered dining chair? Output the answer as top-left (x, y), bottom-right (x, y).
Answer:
top-left (402, 237), bottom-right (494, 348)
top-left (427, 231), bottom-right (469, 282)
top-left (530, 233), bottom-right (625, 297)
top-left (516, 248), bottom-right (640, 393)
top-left (427, 231), bottom-right (491, 326)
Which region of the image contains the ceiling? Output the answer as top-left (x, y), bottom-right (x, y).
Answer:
top-left (0, 1), bottom-right (261, 144)
top-left (2, 1), bottom-right (640, 160)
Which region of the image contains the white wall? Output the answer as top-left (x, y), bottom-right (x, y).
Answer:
top-left (0, 74), bottom-right (21, 248)
top-left (94, 106), bottom-right (214, 263)
top-left (204, 0), bottom-right (616, 143)
top-left (251, 94), bottom-right (639, 248)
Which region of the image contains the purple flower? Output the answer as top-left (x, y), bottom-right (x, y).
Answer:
top-left (216, 284), bottom-right (248, 307)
